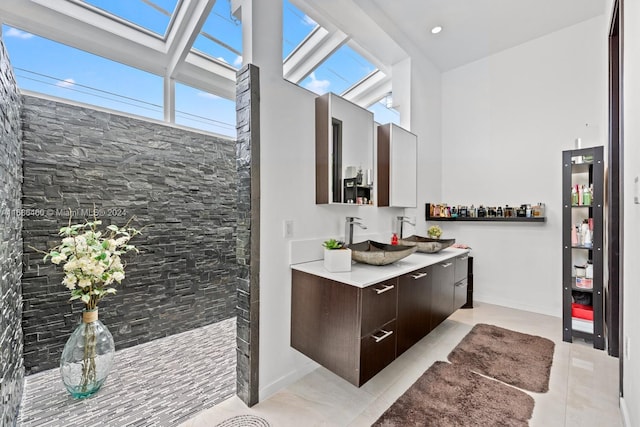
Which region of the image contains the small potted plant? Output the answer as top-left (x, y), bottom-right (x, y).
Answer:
top-left (322, 238), bottom-right (352, 272)
top-left (427, 225), bottom-right (443, 239)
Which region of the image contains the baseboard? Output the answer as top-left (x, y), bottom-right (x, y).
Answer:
top-left (473, 295), bottom-right (561, 318)
top-left (259, 360), bottom-right (318, 401)
top-left (620, 397), bottom-right (631, 427)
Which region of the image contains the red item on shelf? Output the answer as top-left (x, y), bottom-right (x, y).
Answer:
top-left (572, 303), bottom-right (594, 321)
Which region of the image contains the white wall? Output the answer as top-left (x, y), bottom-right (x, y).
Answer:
top-left (622, 0), bottom-right (639, 424)
top-left (398, 55), bottom-right (443, 235)
top-left (440, 16), bottom-right (609, 316)
top-left (244, 0), bottom-right (412, 399)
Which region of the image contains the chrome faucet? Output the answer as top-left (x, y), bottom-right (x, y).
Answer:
top-left (397, 216), bottom-right (415, 239)
top-left (345, 216), bottom-right (367, 247)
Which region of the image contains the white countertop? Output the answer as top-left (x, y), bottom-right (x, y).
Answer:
top-left (291, 247), bottom-right (470, 288)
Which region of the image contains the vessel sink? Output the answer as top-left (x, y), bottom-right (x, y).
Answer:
top-left (349, 240), bottom-right (417, 265)
top-left (398, 235), bottom-right (456, 253)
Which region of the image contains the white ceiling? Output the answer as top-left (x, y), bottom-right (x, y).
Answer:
top-left (306, 0), bottom-right (609, 71)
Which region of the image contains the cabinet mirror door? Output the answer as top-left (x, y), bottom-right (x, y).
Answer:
top-left (316, 93), bottom-right (374, 205)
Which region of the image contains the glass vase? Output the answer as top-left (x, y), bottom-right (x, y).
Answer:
top-left (60, 308), bottom-right (115, 399)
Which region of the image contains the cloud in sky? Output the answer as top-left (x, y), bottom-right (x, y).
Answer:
top-left (56, 78), bottom-right (75, 88)
top-left (303, 15), bottom-right (317, 26)
top-left (233, 55), bottom-right (243, 67)
top-left (5, 27), bottom-right (34, 39)
top-left (304, 72), bottom-right (330, 94)
top-left (216, 56), bottom-right (228, 64)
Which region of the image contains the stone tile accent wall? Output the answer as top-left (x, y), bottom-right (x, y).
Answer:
top-left (0, 38), bottom-right (24, 427)
top-left (235, 64), bottom-right (260, 406)
top-left (20, 95), bottom-right (238, 374)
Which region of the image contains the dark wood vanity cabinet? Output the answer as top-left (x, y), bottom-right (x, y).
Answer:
top-left (397, 267), bottom-right (432, 355)
top-left (291, 270), bottom-right (398, 386)
top-left (291, 251), bottom-right (471, 387)
top-left (430, 260), bottom-right (456, 329)
top-left (453, 254), bottom-right (469, 310)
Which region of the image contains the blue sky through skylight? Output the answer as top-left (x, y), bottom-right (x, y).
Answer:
top-left (2, 0), bottom-right (398, 136)
top-left (82, 0), bottom-right (179, 36)
top-left (282, 0), bottom-right (317, 59)
top-left (192, 0), bottom-right (243, 67)
top-left (3, 26), bottom-right (164, 119)
top-left (300, 44), bottom-right (376, 96)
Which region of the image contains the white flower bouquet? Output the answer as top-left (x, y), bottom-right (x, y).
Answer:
top-left (44, 218), bottom-right (141, 310)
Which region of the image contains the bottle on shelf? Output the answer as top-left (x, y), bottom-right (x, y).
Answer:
top-left (391, 233), bottom-right (398, 245)
top-left (571, 186), bottom-right (578, 205)
top-left (571, 225), bottom-right (578, 246)
top-left (578, 185), bottom-right (584, 205)
top-left (583, 185), bottom-right (592, 205)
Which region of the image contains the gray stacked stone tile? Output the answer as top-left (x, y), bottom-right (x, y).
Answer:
top-left (0, 37), bottom-right (24, 427)
top-left (20, 95), bottom-right (239, 374)
top-left (18, 318), bottom-right (236, 427)
top-left (235, 64), bottom-right (260, 406)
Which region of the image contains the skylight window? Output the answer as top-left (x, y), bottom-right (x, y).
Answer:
top-left (3, 25), bottom-right (163, 119)
top-left (192, 0), bottom-right (242, 68)
top-left (369, 94), bottom-right (400, 125)
top-left (300, 44), bottom-right (376, 96)
top-left (81, 0), bottom-right (180, 36)
top-left (175, 83), bottom-right (237, 137)
top-left (282, 0), bottom-right (318, 59)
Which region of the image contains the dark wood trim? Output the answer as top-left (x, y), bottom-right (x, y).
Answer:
top-left (331, 118), bottom-right (343, 203)
top-left (607, 0), bottom-right (621, 360)
top-left (608, 0), bottom-right (624, 395)
top-left (315, 94), bottom-right (330, 204)
top-left (377, 123), bottom-right (391, 207)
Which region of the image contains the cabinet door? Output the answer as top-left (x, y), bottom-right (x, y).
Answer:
top-left (454, 254), bottom-right (469, 284)
top-left (361, 278), bottom-right (398, 336)
top-left (430, 260), bottom-right (455, 329)
top-left (389, 125), bottom-right (417, 207)
top-left (377, 123), bottom-right (417, 207)
top-left (453, 279), bottom-right (468, 310)
top-left (397, 268), bottom-right (432, 355)
top-left (360, 320), bottom-right (397, 385)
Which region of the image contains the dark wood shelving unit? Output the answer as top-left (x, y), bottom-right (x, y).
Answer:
top-left (562, 146), bottom-right (604, 350)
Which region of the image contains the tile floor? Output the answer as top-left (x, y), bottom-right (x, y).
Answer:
top-left (181, 302), bottom-right (622, 427)
top-left (18, 317), bottom-right (236, 427)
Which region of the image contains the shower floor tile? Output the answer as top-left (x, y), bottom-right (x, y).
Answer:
top-left (18, 317), bottom-right (236, 427)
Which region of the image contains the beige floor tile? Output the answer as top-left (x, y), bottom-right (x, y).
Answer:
top-left (181, 302), bottom-right (622, 427)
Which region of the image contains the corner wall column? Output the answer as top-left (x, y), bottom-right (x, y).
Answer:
top-left (235, 63), bottom-right (260, 406)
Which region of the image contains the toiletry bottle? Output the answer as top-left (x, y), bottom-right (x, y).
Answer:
top-left (578, 185), bottom-right (583, 205)
top-left (571, 225), bottom-right (578, 246)
top-left (391, 233), bottom-right (398, 245)
top-left (583, 185), bottom-right (591, 205)
top-left (586, 261), bottom-right (593, 279)
top-left (571, 186), bottom-right (578, 205)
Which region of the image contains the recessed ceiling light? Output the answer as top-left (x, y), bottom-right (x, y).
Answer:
top-left (431, 26), bottom-right (442, 34)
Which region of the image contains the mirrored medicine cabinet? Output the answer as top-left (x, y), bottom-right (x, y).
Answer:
top-left (315, 92), bottom-right (374, 205)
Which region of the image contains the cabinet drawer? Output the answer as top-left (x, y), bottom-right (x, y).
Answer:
top-left (361, 278), bottom-right (398, 336)
top-left (454, 254), bottom-right (469, 284)
top-left (360, 320), bottom-right (396, 385)
top-left (454, 279), bottom-right (468, 310)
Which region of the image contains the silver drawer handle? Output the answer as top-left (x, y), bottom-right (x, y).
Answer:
top-left (411, 272), bottom-right (427, 280)
top-left (372, 329), bottom-right (393, 343)
top-left (374, 284), bottom-right (395, 294)
top-left (441, 262), bottom-right (453, 268)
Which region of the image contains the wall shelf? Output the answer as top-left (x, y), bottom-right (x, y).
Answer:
top-left (426, 216), bottom-right (546, 223)
top-left (425, 204), bottom-right (545, 222)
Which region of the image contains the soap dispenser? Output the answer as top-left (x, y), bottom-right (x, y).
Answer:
top-left (391, 233), bottom-right (398, 245)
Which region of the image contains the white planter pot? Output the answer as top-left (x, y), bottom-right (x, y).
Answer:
top-left (323, 248), bottom-right (352, 272)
